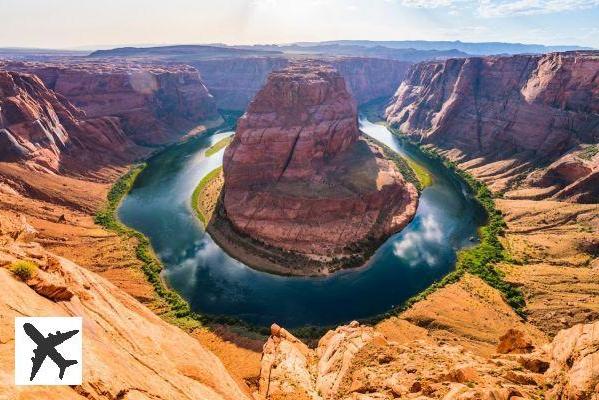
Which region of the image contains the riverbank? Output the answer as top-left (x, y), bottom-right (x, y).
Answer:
top-left (386, 125), bottom-right (526, 317)
top-left (192, 166), bottom-right (224, 226)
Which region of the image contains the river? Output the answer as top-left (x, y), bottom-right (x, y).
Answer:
top-left (118, 117), bottom-right (486, 327)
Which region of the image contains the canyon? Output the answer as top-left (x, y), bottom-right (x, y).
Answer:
top-left (0, 48), bottom-right (597, 400)
top-left (386, 51), bottom-right (599, 203)
top-left (218, 62), bottom-right (418, 275)
top-left (0, 70), bottom-right (141, 176)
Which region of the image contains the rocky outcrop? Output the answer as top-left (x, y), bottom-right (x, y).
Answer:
top-left (526, 146), bottom-right (599, 202)
top-left (258, 321), bottom-right (567, 400)
top-left (4, 61), bottom-right (220, 145)
top-left (0, 214), bottom-right (250, 400)
top-left (546, 320), bottom-right (599, 399)
top-left (193, 57), bottom-right (411, 110)
top-left (259, 319), bottom-right (599, 400)
top-left (220, 62), bottom-right (418, 274)
top-left (0, 70), bottom-right (138, 174)
top-left (386, 51), bottom-right (599, 202)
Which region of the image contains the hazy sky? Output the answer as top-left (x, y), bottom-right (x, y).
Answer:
top-left (1, 0), bottom-right (598, 49)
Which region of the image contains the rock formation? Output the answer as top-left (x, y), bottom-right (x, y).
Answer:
top-left (258, 319), bottom-right (599, 400)
top-left (193, 57), bottom-right (410, 109)
top-left (0, 70), bottom-right (139, 175)
top-left (386, 51), bottom-right (599, 202)
top-left (0, 214), bottom-right (250, 400)
top-left (220, 62), bottom-right (418, 275)
top-left (3, 61), bottom-right (220, 145)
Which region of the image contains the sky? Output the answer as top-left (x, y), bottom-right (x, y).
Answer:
top-left (0, 0), bottom-right (598, 49)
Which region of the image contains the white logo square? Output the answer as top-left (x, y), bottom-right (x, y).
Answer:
top-left (14, 317), bottom-right (82, 386)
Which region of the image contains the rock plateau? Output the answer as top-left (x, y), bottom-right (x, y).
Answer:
top-left (0, 214), bottom-right (251, 400)
top-left (3, 61), bottom-right (220, 145)
top-left (219, 62), bottom-right (418, 275)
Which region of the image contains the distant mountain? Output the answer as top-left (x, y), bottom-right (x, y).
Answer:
top-left (88, 45), bottom-right (282, 60)
top-left (233, 43), bottom-right (468, 62)
top-left (0, 47), bottom-right (87, 61)
top-left (291, 40), bottom-right (593, 55)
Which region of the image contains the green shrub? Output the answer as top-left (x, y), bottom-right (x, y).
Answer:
top-left (205, 136), bottom-right (233, 157)
top-left (10, 260), bottom-right (38, 281)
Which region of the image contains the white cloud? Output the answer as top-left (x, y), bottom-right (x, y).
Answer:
top-left (397, 0), bottom-right (599, 16)
top-left (393, 214), bottom-right (444, 267)
top-left (478, 0), bottom-right (599, 17)
top-left (398, 0), bottom-right (461, 8)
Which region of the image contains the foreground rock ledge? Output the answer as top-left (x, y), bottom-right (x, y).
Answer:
top-left (213, 62), bottom-right (418, 276)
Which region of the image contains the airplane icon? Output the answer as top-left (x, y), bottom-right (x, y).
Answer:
top-left (23, 322), bottom-right (79, 381)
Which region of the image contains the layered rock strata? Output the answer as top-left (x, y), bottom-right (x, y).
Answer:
top-left (219, 62), bottom-right (418, 275)
top-left (386, 51), bottom-right (599, 202)
top-left (3, 61), bottom-right (220, 145)
top-left (0, 70), bottom-right (139, 175)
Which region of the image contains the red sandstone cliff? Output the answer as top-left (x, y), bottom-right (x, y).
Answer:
top-left (0, 70), bottom-right (139, 176)
top-left (4, 61), bottom-right (220, 145)
top-left (221, 62), bottom-right (418, 274)
top-left (386, 51), bottom-right (599, 202)
top-left (194, 57), bottom-right (411, 110)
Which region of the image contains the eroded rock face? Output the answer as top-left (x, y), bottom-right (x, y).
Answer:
top-left (221, 62), bottom-right (418, 272)
top-left (4, 61), bottom-right (220, 145)
top-left (193, 57), bottom-right (290, 110)
top-left (258, 321), bottom-right (559, 400)
top-left (194, 57), bottom-right (411, 109)
top-left (0, 70), bottom-right (137, 174)
top-left (386, 51), bottom-right (599, 202)
top-left (546, 320), bottom-right (599, 400)
top-left (0, 214), bottom-right (250, 400)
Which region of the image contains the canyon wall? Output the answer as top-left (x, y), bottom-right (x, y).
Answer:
top-left (386, 51), bottom-right (599, 202)
top-left (4, 61), bottom-right (220, 145)
top-left (192, 57), bottom-right (290, 110)
top-left (329, 57), bottom-right (411, 104)
top-left (194, 57), bottom-right (411, 110)
top-left (0, 70), bottom-right (139, 176)
top-left (220, 62), bottom-right (418, 274)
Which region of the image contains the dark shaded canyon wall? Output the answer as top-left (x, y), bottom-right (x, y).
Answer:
top-left (194, 57), bottom-right (411, 110)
